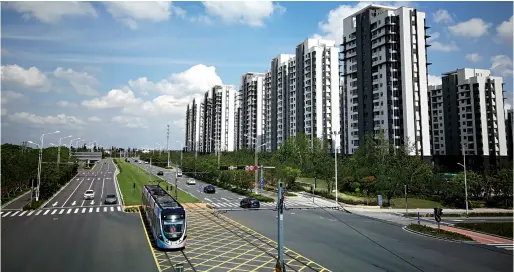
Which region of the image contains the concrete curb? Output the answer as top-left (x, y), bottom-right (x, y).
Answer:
top-left (40, 171), bottom-right (81, 210)
top-left (402, 225), bottom-right (470, 243)
top-left (343, 208), bottom-right (405, 227)
top-left (113, 159), bottom-right (125, 207)
top-left (1, 190), bottom-right (31, 209)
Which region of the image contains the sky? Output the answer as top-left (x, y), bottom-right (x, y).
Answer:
top-left (1, 1), bottom-right (513, 150)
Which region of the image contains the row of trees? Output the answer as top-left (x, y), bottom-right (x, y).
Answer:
top-left (2, 144), bottom-right (79, 207)
top-left (139, 132), bottom-right (513, 208)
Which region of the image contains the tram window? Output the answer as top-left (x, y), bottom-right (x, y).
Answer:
top-left (162, 219), bottom-right (184, 239)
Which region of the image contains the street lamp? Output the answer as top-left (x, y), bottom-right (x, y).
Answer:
top-left (210, 137), bottom-right (221, 167)
top-left (69, 137), bottom-right (81, 158)
top-left (88, 141), bottom-right (97, 152)
top-left (34, 130), bottom-right (60, 201)
top-left (58, 135), bottom-right (72, 165)
top-left (27, 141), bottom-right (40, 204)
top-left (332, 131), bottom-right (341, 206)
top-left (245, 133), bottom-right (265, 194)
top-left (458, 141), bottom-right (469, 216)
top-left (176, 141), bottom-right (185, 167)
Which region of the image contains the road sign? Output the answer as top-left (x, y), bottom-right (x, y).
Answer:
top-left (260, 178), bottom-right (264, 188)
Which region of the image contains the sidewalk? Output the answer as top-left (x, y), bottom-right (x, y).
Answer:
top-left (441, 226), bottom-right (513, 244)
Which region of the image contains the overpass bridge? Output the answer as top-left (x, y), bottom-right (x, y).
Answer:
top-left (72, 152), bottom-right (102, 164)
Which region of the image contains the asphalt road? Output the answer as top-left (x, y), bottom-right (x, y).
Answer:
top-left (45, 159), bottom-right (120, 208)
top-left (1, 211), bottom-right (157, 272)
top-left (2, 190), bottom-right (32, 210)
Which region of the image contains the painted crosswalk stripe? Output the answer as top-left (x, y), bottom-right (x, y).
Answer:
top-left (11, 211), bottom-right (20, 216)
top-left (104, 207), bottom-right (107, 212)
top-left (2, 212), bottom-right (11, 217)
top-left (51, 210), bottom-right (57, 215)
top-left (35, 210), bottom-right (42, 216)
top-left (27, 211), bottom-right (35, 216)
top-left (82, 208), bottom-right (86, 213)
top-left (89, 208), bottom-right (93, 213)
top-left (18, 211), bottom-right (27, 216)
top-left (96, 207), bottom-right (100, 212)
top-left (59, 209), bottom-right (65, 214)
top-left (43, 210), bottom-right (50, 215)
top-left (117, 206), bottom-right (121, 211)
top-left (110, 207), bottom-right (114, 212)
top-left (67, 209), bottom-right (72, 214)
top-left (74, 208), bottom-right (79, 214)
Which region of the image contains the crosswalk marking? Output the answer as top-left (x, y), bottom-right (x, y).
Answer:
top-left (18, 211), bottom-right (27, 216)
top-left (104, 207), bottom-right (107, 212)
top-left (10, 211), bottom-right (19, 217)
top-left (67, 209), bottom-right (72, 214)
top-left (487, 243), bottom-right (513, 251)
top-left (43, 210), bottom-right (50, 215)
top-left (2, 212), bottom-right (11, 217)
top-left (82, 208), bottom-right (86, 213)
top-left (96, 207), bottom-right (100, 212)
top-left (206, 200), bottom-right (310, 208)
top-left (110, 207), bottom-right (114, 212)
top-left (59, 209), bottom-right (65, 214)
top-left (89, 208), bottom-right (93, 213)
top-left (35, 210), bottom-right (42, 216)
top-left (27, 211), bottom-right (35, 216)
top-left (74, 208), bottom-right (79, 214)
top-left (117, 206), bottom-right (121, 211)
top-left (51, 210), bottom-right (57, 215)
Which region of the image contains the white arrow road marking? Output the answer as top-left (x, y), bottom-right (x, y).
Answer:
top-left (43, 210), bottom-right (50, 215)
top-left (72, 201), bottom-right (76, 206)
top-left (18, 211), bottom-right (27, 216)
top-left (90, 200), bottom-right (95, 205)
top-left (59, 209), bottom-right (65, 214)
top-left (67, 209), bottom-right (72, 214)
top-left (52, 202), bottom-right (58, 207)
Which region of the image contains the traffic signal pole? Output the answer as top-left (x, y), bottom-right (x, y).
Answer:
top-left (277, 182), bottom-right (285, 272)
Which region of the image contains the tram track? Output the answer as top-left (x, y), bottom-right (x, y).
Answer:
top-left (189, 202), bottom-right (322, 272)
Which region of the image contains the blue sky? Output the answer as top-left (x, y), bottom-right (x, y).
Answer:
top-left (1, 1), bottom-right (513, 150)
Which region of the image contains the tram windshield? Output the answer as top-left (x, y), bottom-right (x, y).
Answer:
top-left (161, 211), bottom-right (185, 240)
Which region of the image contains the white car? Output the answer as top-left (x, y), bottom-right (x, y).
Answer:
top-left (186, 179), bottom-right (196, 185)
top-left (177, 171), bottom-right (183, 177)
top-left (83, 190), bottom-right (95, 200)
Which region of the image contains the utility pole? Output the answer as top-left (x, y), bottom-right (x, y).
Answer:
top-left (167, 124), bottom-right (170, 168)
top-left (259, 164), bottom-right (264, 194)
top-left (149, 157), bottom-right (152, 183)
top-left (276, 181), bottom-right (285, 272)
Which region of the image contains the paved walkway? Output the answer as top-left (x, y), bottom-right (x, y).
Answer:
top-left (441, 226), bottom-right (513, 244)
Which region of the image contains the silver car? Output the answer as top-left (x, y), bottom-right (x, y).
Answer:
top-left (83, 190), bottom-right (95, 200)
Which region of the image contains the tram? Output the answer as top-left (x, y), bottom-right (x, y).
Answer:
top-left (141, 185), bottom-right (187, 249)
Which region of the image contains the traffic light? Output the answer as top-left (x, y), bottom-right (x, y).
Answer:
top-left (218, 166), bottom-right (229, 170)
top-left (433, 208), bottom-right (443, 222)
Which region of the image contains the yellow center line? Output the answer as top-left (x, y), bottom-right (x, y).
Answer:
top-left (138, 210), bottom-right (161, 272)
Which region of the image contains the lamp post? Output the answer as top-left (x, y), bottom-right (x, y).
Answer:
top-left (458, 141), bottom-right (469, 216)
top-left (27, 141), bottom-right (41, 204)
top-left (69, 138), bottom-right (81, 158)
top-left (58, 135), bottom-right (72, 166)
top-left (34, 130), bottom-right (60, 201)
top-left (176, 141), bottom-right (184, 167)
top-left (210, 137), bottom-right (221, 168)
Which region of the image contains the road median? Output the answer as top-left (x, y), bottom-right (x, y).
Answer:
top-left (404, 224), bottom-right (474, 241)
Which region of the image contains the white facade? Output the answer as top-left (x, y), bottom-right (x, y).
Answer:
top-left (184, 99), bottom-right (202, 152)
top-left (341, 5), bottom-right (430, 156)
top-left (239, 72), bottom-right (265, 149)
top-left (428, 68), bottom-right (508, 157)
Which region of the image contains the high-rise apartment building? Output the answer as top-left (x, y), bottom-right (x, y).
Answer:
top-left (184, 85), bottom-right (237, 153)
top-left (506, 108), bottom-right (513, 161)
top-left (341, 5), bottom-right (431, 158)
top-left (428, 68), bottom-right (508, 159)
top-left (263, 39), bottom-right (341, 152)
top-left (239, 72), bottom-right (265, 150)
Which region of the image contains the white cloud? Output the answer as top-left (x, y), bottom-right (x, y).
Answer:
top-left (56, 100), bottom-right (78, 108)
top-left (490, 55), bottom-right (513, 77)
top-left (7, 112), bottom-right (86, 127)
top-left (427, 32), bottom-right (440, 43)
top-left (465, 53), bottom-right (483, 63)
top-left (428, 75), bottom-right (442, 86)
top-left (1, 90), bottom-right (25, 105)
top-left (496, 16), bottom-right (513, 46)
top-left (433, 9), bottom-right (453, 24)
top-left (448, 18), bottom-right (492, 38)
top-left (313, 2), bottom-right (413, 44)
top-left (112, 116), bottom-right (147, 128)
top-left (1, 65), bottom-right (50, 90)
top-left (127, 64), bottom-right (223, 98)
top-left (5, 1), bottom-right (97, 24)
top-left (430, 41), bottom-right (459, 52)
top-left (103, 1), bottom-right (178, 30)
top-left (53, 67), bottom-right (100, 96)
top-left (81, 89), bottom-right (142, 109)
top-left (202, 1), bottom-right (285, 27)
top-left (88, 116), bottom-right (102, 122)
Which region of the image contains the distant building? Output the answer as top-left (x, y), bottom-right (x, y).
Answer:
top-left (238, 72), bottom-right (265, 150)
top-left (506, 108), bottom-right (513, 161)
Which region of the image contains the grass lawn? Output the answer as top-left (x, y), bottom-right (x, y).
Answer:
top-left (454, 222), bottom-right (513, 238)
top-left (407, 224), bottom-right (474, 241)
top-left (390, 197), bottom-right (444, 209)
top-left (114, 159), bottom-right (200, 205)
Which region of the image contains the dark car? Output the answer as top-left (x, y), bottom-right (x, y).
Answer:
top-left (104, 194), bottom-right (118, 205)
top-left (240, 197), bottom-right (260, 208)
top-left (203, 185), bottom-right (216, 194)
top-left (157, 171), bottom-right (164, 176)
